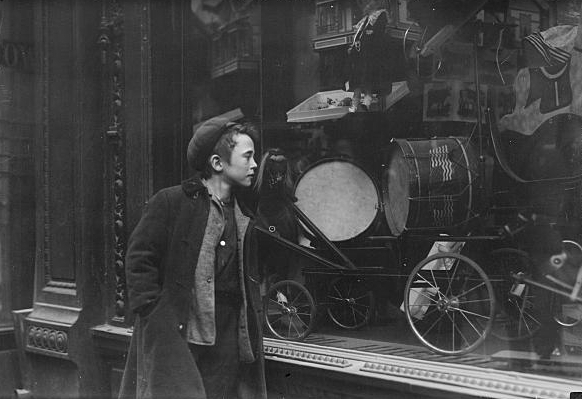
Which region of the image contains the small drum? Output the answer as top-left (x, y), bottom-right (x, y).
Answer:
top-left (382, 137), bottom-right (478, 236)
top-left (294, 158), bottom-right (381, 242)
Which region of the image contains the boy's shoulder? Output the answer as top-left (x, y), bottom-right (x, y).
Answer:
top-left (152, 184), bottom-right (184, 200)
top-left (150, 179), bottom-right (204, 207)
top-left (152, 176), bottom-right (206, 201)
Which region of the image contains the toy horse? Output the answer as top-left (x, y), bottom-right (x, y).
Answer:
top-left (505, 212), bottom-right (582, 358)
top-left (254, 148), bottom-right (299, 282)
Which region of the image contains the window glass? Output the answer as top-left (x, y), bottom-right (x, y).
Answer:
top-left (251, 0), bottom-right (582, 389)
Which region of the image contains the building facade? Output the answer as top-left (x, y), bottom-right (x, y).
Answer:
top-left (1, 0), bottom-right (582, 398)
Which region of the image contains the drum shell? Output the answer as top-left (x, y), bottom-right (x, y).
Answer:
top-left (293, 158), bottom-right (382, 242)
top-left (382, 137), bottom-right (478, 236)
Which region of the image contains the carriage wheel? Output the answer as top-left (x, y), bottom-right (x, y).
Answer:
top-left (489, 248), bottom-right (541, 341)
top-left (552, 294), bottom-right (582, 327)
top-left (404, 252), bottom-right (495, 355)
top-left (264, 279), bottom-right (316, 341)
top-left (563, 239), bottom-right (582, 254)
top-left (552, 240), bottom-right (582, 327)
top-left (326, 277), bottom-right (374, 330)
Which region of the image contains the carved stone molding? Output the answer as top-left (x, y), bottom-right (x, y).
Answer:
top-left (264, 344), bottom-right (352, 368)
top-left (264, 338), bottom-right (582, 399)
top-left (99, 0), bottom-right (127, 322)
top-left (23, 302), bottom-right (79, 360)
top-left (26, 325), bottom-right (68, 356)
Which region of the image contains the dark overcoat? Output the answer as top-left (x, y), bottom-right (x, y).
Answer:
top-left (118, 176), bottom-right (267, 399)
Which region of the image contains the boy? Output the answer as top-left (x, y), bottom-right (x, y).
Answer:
top-left (119, 116), bottom-right (266, 399)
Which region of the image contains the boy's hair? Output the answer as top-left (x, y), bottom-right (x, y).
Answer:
top-left (201, 122), bottom-right (258, 179)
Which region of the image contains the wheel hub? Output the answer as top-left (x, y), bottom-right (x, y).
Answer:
top-left (281, 305), bottom-right (297, 315)
top-left (436, 296), bottom-right (459, 312)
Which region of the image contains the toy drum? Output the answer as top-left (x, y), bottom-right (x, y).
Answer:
top-left (294, 158), bottom-right (381, 242)
top-left (382, 137), bottom-right (478, 236)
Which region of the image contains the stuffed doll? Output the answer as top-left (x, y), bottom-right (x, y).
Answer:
top-left (345, 0), bottom-right (392, 112)
top-left (254, 148), bottom-right (299, 282)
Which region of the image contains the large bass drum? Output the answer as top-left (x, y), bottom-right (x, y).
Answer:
top-left (294, 158), bottom-right (381, 242)
top-left (382, 137), bottom-right (478, 236)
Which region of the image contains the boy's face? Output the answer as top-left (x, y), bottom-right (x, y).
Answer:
top-left (222, 133), bottom-right (257, 187)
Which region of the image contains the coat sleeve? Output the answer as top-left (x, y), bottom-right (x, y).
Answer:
top-left (125, 190), bottom-right (170, 315)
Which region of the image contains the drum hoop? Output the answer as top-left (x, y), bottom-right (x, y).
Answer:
top-left (405, 140), bottom-right (423, 229)
top-left (293, 157), bottom-right (382, 241)
top-left (388, 140), bottom-right (422, 233)
top-left (452, 137), bottom-right (475, 223)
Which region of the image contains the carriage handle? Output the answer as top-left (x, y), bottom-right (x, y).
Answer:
top-left (291, 203), bottom-right (357, 270)
top-left (254, 225), bottom-right (353, 271)
top-left (512, 271), bottom-right (582, 303)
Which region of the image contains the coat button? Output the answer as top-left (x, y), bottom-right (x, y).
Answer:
top-left (178, 323), bottom-right (184, 331)
top-left (219, 240), bottom-right (226, 247)
top-left (207, 277), bottom-right (212, 283)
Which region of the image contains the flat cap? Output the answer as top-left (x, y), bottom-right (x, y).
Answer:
top-left (187, 116), bottom-right (234, 171)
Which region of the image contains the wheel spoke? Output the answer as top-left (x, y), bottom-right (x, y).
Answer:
top-left (292, 315), bottom-right (309, 329)
top-left (414, 274), bottom-right (441, 294)
top-left (451, 311), bottom-right (456, 352)
top-left (333, 285), bottom-right (344, 299)
top-left (457, 308), bottom-right (487, 337)
top-left (519, 310), bottom-right (538, 335)
top-left (457, 298), bottom-right (493, 304)
top-left (454, 307), bottom-right (491, 320)
top-left (270, 315), bottom-right (287, 326)
top-left (455, 281), bottom-right (487, 299)
top-left (517, 288), bottom-right (535, 335)
top-left (429, 269), bottom-right (447, 300)
top-left (347, 280), bottom-right (354, 297)
top-left (445, 261), bottom-right (459, 297)
top-left (417, 312), bottom-right (447, 337)
top-left (296, 312), bottom-right (313, 317)
top-left (351, 306), bottom-right (368, 319)
top-left (269, 298), bottom-right (284, 307)
top-left (290, 290), bottom-right (306, 306)
top-left (418, 304), bottom-right (440, 320)
top-left (287, 316), bottom-right (293, 337)
top-left (446, 311), bottom-right (471, 349)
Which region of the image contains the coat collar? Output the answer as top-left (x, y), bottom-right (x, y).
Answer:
top-left (181, 174), bottom-right (207, 198)
top-left (181, 173), bottom-right (255, 218)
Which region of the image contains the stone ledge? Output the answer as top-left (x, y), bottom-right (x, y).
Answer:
top-left (264, 337), bottom-right (582, 399)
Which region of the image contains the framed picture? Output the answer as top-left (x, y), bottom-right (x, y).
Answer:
top-left (423, 80), bottom-right (488, 123)
top-left (508, 8), bottom-right (540, 45)
top-left (396, 0), bottom-right (421, 30)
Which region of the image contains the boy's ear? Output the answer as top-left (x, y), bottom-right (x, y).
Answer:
top-left (209, 154), bottom-right (223, 172)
